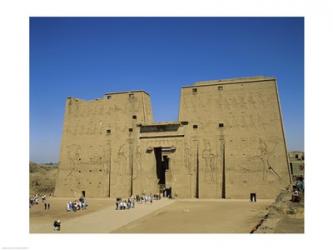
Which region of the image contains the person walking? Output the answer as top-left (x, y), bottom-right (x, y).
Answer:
top-left (53, 219), bottom-right (61, 231)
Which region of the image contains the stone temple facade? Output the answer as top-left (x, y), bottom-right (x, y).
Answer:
top-left (54, 76), bottom-right (291, 199)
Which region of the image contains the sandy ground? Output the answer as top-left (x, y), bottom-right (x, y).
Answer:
top-left (114, 199), bottom-right (273, 233)
top-left (30, 198), bottom-right (273, 233)
top-left (30, 197), bottom-right (175, 233)
top-left (274, 216), bottom-right (304, 233)
top-left (30, 197), bottom-right (114, 224)
top-left (254, 190), bottom-right (304, 233)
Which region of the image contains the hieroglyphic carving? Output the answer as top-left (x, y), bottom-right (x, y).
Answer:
top-left (239, 95), bottom-right (247, 109)
top-left (98, 105), bottom-right (104, 115)
top-left (106, 106), bottom-right (112, 115)
top-left (232, 116), bottom-right (239, 128)
top-left (71, 124), bottom-right (76, 136)
top-left (86, 120), bottom-right (92, 135)
top-left (73, 102), bottom-right (79, 117)
top-left (256, 114), bottom-right (263, 128)
top-left (223, 97), bottom-right (231, 110)
top-left (248, 114), bottom-right (256, 128)
top-left (232, 96), bottom-right (239, 106)
top-left (256, 92), bottom-right (265, 106)
top-left (240, 115), bottom-right (247, 128)
top-left (65, 144), bottom-right (82, 181)
top-left (247, 93), bottom-right (256, 106)
top-left (79, 125), bottom-right (85, 135)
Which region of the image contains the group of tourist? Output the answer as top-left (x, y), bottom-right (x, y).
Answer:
top-left (29, 193), bottom-right (51, 209)
top-left (115, 193), bottom-right (162, 210)
top-left (116, 197), bottom-right (136, 210)
top-left (66, 196), bottom-right (88, 212)
top-left (29, 194), bottom-right (40, 207)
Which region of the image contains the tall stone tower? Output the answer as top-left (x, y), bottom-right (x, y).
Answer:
top-left (178, 77), bottom-right (291, 198)
top-left (54, 91), bottom-right (155, 198)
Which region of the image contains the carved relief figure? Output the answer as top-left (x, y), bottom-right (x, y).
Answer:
top-left (258, 138), bottom-right (268, 180)
top-left (202, 141), bottom-right (217, 183)
top-left (117, 144), bottom-right (128, 176)
top-left (184, 146), bottom-right (192, 175)
top-left (133, 145), bottom-right (142, 179)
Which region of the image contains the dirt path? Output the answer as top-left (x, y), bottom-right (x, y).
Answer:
top-left (114, 199), bottom-right (273, 233)
top-left (30, 198), bottom-right (175, 233)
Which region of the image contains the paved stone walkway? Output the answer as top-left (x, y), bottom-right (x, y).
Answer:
top-left (31, 198), bottom-right (175, 233)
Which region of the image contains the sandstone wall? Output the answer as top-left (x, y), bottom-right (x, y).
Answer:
top-left (54, 91), bottom-right (155, 198)
top-left (55, 77), bottom-right (290, 200)
top-left (179, 78), bottom-right (290, 199)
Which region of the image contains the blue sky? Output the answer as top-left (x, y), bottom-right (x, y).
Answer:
top-left (30, 17), bottom-right (304, 163)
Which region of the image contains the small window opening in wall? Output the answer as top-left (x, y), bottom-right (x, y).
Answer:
top-left (193, 125), bottom-right (198, 129)
top-left (78, 170), bottom-right (81, 173)
top-left (132, 115), bottom-right (137, 119)
top-left (106, 129), bottom-right (111, 134)
top-left (219, 123), bottom-right (224, 128)
top-left (107, 95), bottom-right (111, 99)
top-left (218, 86), bottom-right (223, 91)
top-left (192, 88), bottom-right (197, 94)
top-left (78, 158), bottom-right (81, 161)
top-left (99, 169), bottom-right (102, 172)
top-left (129, 128), bottom-right (133, 132)
top-left (89, 170), bottom-right (92, 172)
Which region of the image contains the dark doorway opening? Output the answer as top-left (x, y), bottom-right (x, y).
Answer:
top-left (154, 147), bottom-right (164, 185)
top-left (154, 147), bottom-right (169, 185)
top-left (164, 187), bottom-right (172, 198)
top-left (250, 193), bottom-right (256, 202)
top-left (82, 190), bottom-right (86, 197)
top-left (162, 155), bottom-right (169, 171)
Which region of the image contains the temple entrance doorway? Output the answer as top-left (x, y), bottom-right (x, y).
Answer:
top-left (154, 147), bottom-right (173, 197)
